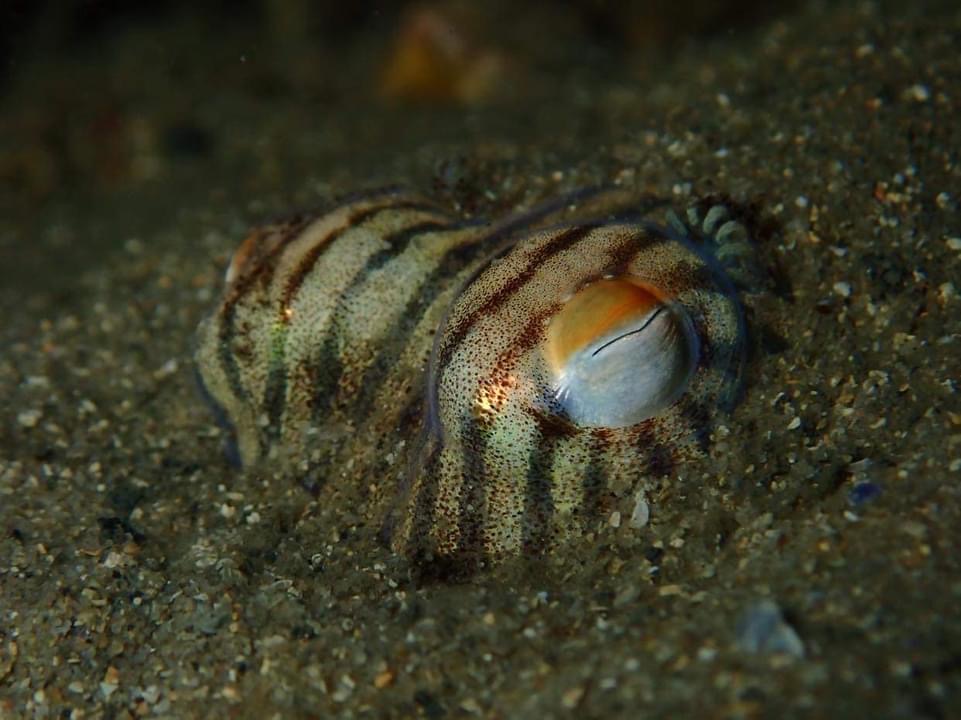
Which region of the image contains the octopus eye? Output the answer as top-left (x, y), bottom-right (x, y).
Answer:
top-left (545, 278), bottom-right (697, 428)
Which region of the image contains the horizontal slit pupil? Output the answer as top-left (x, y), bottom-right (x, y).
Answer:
top-left (590, 305), bottom-right (666, 357)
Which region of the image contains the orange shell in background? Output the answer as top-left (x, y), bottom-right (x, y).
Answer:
top-left (379, 5), bottom-right (509, 104)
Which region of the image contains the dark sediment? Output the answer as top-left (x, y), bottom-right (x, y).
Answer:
top-left (1, 1), bottom-right (959, 717)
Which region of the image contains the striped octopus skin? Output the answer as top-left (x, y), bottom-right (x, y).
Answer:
top-left (194, 187), bottom-right (751, 572)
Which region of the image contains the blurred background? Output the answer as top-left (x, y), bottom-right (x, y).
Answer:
top-left (0, 0), bottom-right (789, 210)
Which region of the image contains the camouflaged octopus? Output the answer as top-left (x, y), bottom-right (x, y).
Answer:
top-left (194, 186), bottom-right (756, 571)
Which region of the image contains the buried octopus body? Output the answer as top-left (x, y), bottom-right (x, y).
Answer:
top-left (194, 187), bottom-right (758, 571)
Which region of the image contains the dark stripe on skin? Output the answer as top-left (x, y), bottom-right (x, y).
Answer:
top-left (347, 216), bottom-right (547, 425)
top-left (216, 307), bottom-right (249, 406)
top-left (216, 219), bottom-right (311, 407)
top-left (436, 225), bottom-right (600, 375)
top-left (378, 387), bottom-right (437, 554)
top-left (279, 200), bottom-right (446, 320)
top-left (716, 338), bottom-right (745, 407)
top-left (394, 386), bottom-right (427, 434)
top-left (647, 441), bottom-right (676, 478)
top-left (359, 220), bottom-right (453, 276)
top-left (659, 261), bottom-right (716, 299)
top-left (604, 229), bottom-right (660, 277)
top-left (455, 415), bottom-right (489, 565)
top-left (675, 397), bottom-right (712, 451)
top-left (376, 390), bottom-right (430, 545)
top-left (402, 438), bottom-right (443, 559)
top-left (262, 205), bottom-right (448, 443)
top-left (525, 407), bottom-right (578, 439)
top-left (213, 191), bottom-right (414, 415)
top-left (689, 308), bottom-right (738, 375)
top-left (226, 219), bottom-right (311, 304)
top-left (192, 365), bottom-right (242, 468)
top-left (522, 428), bottom-right (556, 554)
top-left (262, 325), bottom-right (289, 444)
top-left (491, 303), bottom-right (560, 366)
top-left (633, 416), bottom-right (677, 477)
top-left (689, 298), bottom-right (742, 388)
top-left (692, 315), bottom-right (715, 371)
top-left (306, 218), bottom-right (455, 424)
top-left (581, 431), bottom-right (612, 530)
top-left (580, 458), bottom-right (609, 530)
top-left (483, 307), bottom-right (557, 382)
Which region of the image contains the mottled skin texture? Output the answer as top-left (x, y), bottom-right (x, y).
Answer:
top-left (194, 188), bottom-right (748, 572)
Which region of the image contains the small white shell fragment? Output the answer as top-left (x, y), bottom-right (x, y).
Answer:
top-left (833, 281), bottom-right (852, 298)
top-left (697, 646), bottom-right (718, 662)
top-left (153, 358), bottom-right (179, 380)
top-left (102, 551), bottom-right (129, 569)
top-left (736, 599), bottom-right (805, 657)
top-left (17, 409), bottom-right (42, 428)
top-left (938, 282), bottom-right (957, 305)
top-left (630, 491), bottom-right (650, 529)
top-left (904, 84), bottom-right (931, 102)
top-left (561, 686), bottom-right (585, 709)
top-left (787, 417), bottom-right (802, 430)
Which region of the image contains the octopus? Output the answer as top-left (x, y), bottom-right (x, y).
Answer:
top-left (194, 186), bottom-right (755, 573)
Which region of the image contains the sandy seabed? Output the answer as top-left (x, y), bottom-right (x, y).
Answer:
top-left (1, 1), bottom-right (960, 717)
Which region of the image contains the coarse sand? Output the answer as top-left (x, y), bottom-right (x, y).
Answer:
top-left (1, 1), bottom-right (960, 717)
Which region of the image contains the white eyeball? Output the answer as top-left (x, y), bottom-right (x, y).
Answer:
top-left (545, 278), bottom-right (698, 427)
